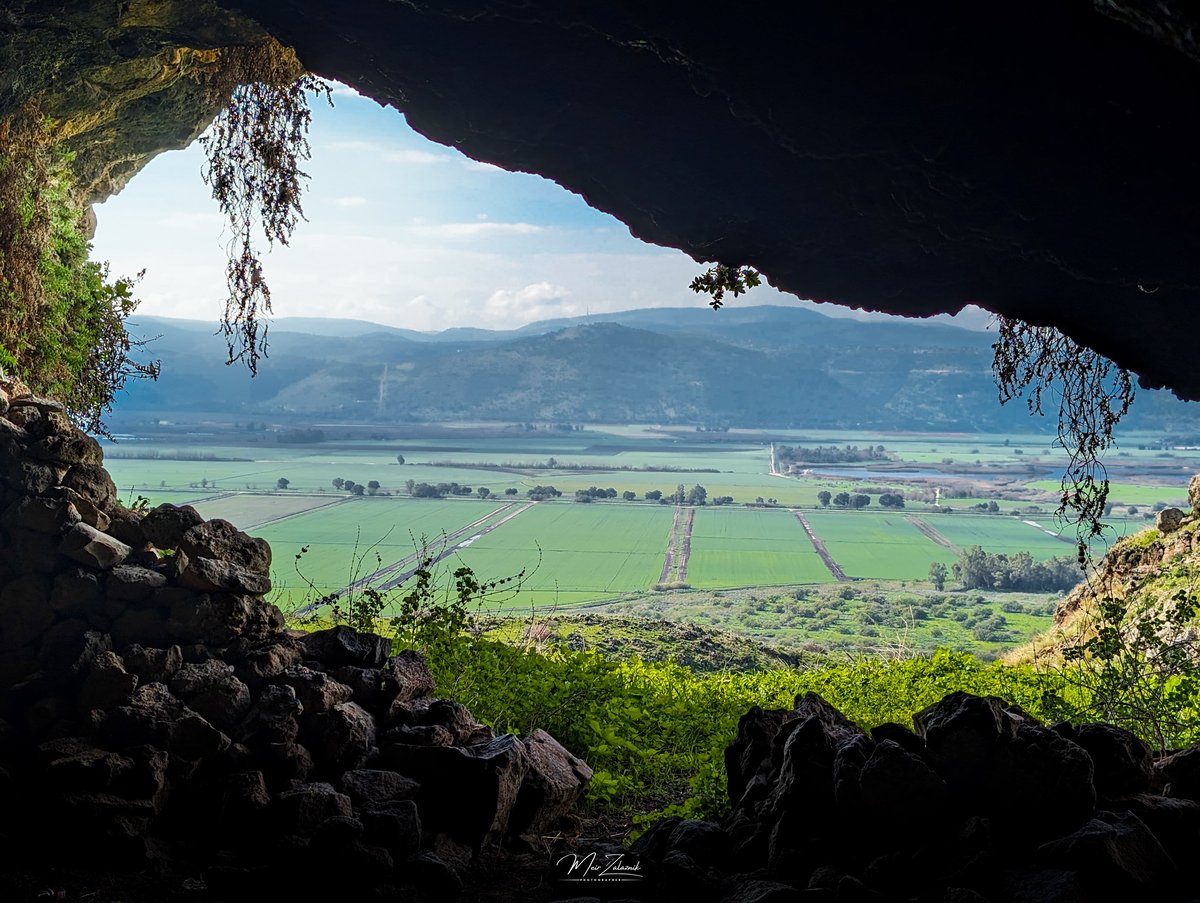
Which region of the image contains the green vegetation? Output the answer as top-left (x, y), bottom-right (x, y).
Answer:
top-left (0, 114), bottom-right (157, 431)
top-left (686, 508), bottom-right (830, 587)
top-left (805, 511), bottom-right (958, 580)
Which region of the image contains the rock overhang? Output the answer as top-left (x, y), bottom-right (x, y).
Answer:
top-left (6, 1), bottom-right (1200, 397)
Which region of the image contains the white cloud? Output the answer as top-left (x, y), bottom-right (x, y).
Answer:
top-left (463, 159), bottom-right (504, 173)
top-left (328, 83), bottom-right (364, 99)
top-left (484, 282), bottom-right (574, 323)
top-left (385, 149), bottom-right (451, 165)
top-left (334, 196), bottom-right (368, 208)
top-left (411, 222), bottom-right (544, 239)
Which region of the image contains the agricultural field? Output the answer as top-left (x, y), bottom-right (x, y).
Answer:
top-left (804, 511), bottom-right (959, 580)
top-left (101, 423), bottom-right (1184, 654)
top-left (686, 508), bottom-right (832, 587)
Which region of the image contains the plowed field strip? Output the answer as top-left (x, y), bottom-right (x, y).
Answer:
top-left (676, 508), bottom-right (695, 582)
top-left (794, 510), bottom-right (849, 582)
top-left (905, 515), bottom-right (960, 554)
top-left (659, 506), bottom-right (682, 583)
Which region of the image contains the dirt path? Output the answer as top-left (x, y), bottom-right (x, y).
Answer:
top-left (658, 506), bottom-right (682, 583)
top-left (794, 510), bottom-right (850, 582)
top-left (905, 515), bottom-right (960, 554)
top-left (295, 502), bottom-right (533, 613)
top-left (676, 507), bottom-right (695, 582)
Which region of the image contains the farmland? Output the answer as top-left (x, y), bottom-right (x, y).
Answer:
top-left (100, 421), bottom-right (1195, 653)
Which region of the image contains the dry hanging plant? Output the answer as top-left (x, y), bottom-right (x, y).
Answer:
top-left (199, 40), bottom-right (331, 375)
top-left (992, 316), bottom-right (1135, 557)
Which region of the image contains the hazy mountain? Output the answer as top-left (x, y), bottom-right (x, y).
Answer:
top-left (116, 306), bottom-right (1200, 431)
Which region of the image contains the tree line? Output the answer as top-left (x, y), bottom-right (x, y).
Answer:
top-left (776, 444), bottom-right (889, 466)
top-left (928, 545), bottom-right (1081, 592)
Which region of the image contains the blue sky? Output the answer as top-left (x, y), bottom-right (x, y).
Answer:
top-left (91, 84), bottom-right (988, 333)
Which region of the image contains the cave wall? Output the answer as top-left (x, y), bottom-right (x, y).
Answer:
top-left (5, 1), bottom-right (1200, 397)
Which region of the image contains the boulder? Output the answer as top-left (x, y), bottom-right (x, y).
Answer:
top-left (360, 798), bottom-right (422, 858)
top-left (106, 565), bottom-right (168, 602)
top-left (1054, 722), bottom-right (1152, 798)
top-left (170, 661), bottom-right (252, 731)
top-left (0, 573), bottom-right (54, 650)
top-left (122, 644), bottom-right (183, 685)
top-left (5, 497), bottom-right (80, 534)
top-left (509, 728), bottom-right (593, 837)
top-left (78, 651), bottom-right (139, 710)
top-left (309, 701), bottom-right (376, 771)
top-left (1155, 745), bottom-right (1200, 801)
top-left (300, 626), bottom-right (391, 669)
top-left (1189, 473), bottom-right (1200, 517)
top-left (177, 555), bottom-right (271, 595)
top-left (1037, 811), bottom-right (1175, 894)
top-left (60, 464), bottom-right (117, 513)
top-left (237, 683), bottom-right (303, 750)
top-left (274, 782), bottom-right (353, 836)
top-left (178, 519), bottom-right (271, 575)
top-left (282, 665), bottom-right (354, 715)
top-left (59, 522), bottom-right (131, 570)
top-left (388, 649), bottom-right (436, 702)
top-left (1155, 507), bottom-right (1185, 533)
top-left (139, 504), bottom-right (204, 551)
top-left (49, 569), bottom-right (100, 616)
top-left (340, 768), bottom-right (420, 805)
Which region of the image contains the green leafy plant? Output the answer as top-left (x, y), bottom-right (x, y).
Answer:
top-left (689, 263), bottom-right (761, 309)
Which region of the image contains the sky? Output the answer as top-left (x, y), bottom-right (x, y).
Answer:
top-left (91, 83), bottom-right (990, 334)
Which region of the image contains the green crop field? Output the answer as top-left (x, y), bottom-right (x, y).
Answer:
top-left (910, 514), bottom-right (1075, 559)
top-left (686, 507), bottom-right (833, 587)
top-left (1026, 479), bottom-right (1187, 508)
top-left (450, 503), bottom-right (677, 609)
top-left (257, 497), bottom-right (506, 599)
top-left (805, 511), bottom-right (958, 580)
top-left (189, 493), bottom-right (345, 528)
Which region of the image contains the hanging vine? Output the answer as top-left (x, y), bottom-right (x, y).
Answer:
top-left (199, 40), bottom-right (331, 375)
top-left (992, 316), bottom-right (1135, 557)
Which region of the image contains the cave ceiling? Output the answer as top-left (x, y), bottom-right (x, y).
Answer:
top-left (4, 1), bottom-right (1200, 398)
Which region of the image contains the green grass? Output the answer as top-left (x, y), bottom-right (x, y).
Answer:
top-left (1026, 479), bottom-right (1187, 508)
top-left (806, 510), bottom-right (958, 580)
top-left (451, 503), bottom-right (677, 608)
top-left (917, 514), bottom-right (1075, 559)
top-left (687, 507), bottom-right (832, 587)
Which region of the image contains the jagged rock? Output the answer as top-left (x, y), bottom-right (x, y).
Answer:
top-left (28, 431), bottom-right (102, 467)
top-left (509, 728), bottom-right (593, 837)
top-left (1053, 722), bottom-right (1152, 798)
top-left (106, 565), bottom-right (168, 602)
top-left (389, 649), bottom-right (435, 702)
top-left (857, 738), bottom-right (949, 829)
top-left (50, 568), bottom-right (99, 616)
top-left (360, 798), bottom-right (422, 858)
top-left (387, 733), bottom-right (529, 849)
top-left (340, 768), bottom-right (420, 805)
top-left (170, 660), bottom-right (251, 731)
top-left (238, 638), bottom-right (305, 690)
top-left (5, 457), bottom-right (65, 496)
top-left (0, 573), bottom-right (54, 650)
top-left (1156, 507), bottom-right (1185, 533)
top-left (1189, 474), bottom-right (1200, 517)
top-left (4, 497), bottom-right (81, 534)
top-left (109, 606), bottom-right (169, 648)
top-left (122, 644), bottom-right (182, 684)
top-left (283, 664), bottom-right (355, 715)
top-left (403, 851), bottom-right (464, 899)
top-left (387, 724), bottom-right (454, 747)
top-left (719, 880), bottom-right (805, 903)
top-left (79, 651), bottom-right (139, 710)
top-left (274, 781), bottom-right (353, 836)
top-left (725, 705), bottom-right (794, 809)
top-left (60, 522), bottom-right (131, 570)
top-left (309, 700), bottom-right (377, 771)
top-left (60, 464), bottom-right (117, 513)
top-left (105, 508), bottom-right (146, 548)
top-left (53, 486), bottom-right (110, 531)
top-left (390, 698), bottom-right (492, 746)
top-left (1108, 794), bottom-right (1200, 866)
top-left (39, 737), bottom-right (134, 792)
top-left (178, 519), bottom-right (271, 575)
top-left (10, 527), bottom-right (62, 573)
top-left (169, 710), bottom-right (230, 760)
top-left (301, 626), bottom-right (391, 669)
top-left (237, 683), bottom-right (303, 750)
top-left (140, 504), bottom-right (204, 550)
top-left (333, 665), bottom-right (390, 712)
top-left (1037, 811), bottom-right (1175, 894)
top-left (177, 554), bottom-right (271, 595)
top-left (1155, 745), bottom-right (1200, 801)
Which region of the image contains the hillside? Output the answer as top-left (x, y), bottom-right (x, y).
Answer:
top-left (119, 306), bottom-right (1200, 431)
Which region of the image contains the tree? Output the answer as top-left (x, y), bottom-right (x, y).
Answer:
top-left (833, 492), bottom-right (850, 507)
top-left (477, 487), bottom-right (491, 499)
top-left (201, 477), bottom-right (209, 488)
top-left (687, 484), bottom-right (708, 506)
top-left (574, 490), bottom-right (593, 503)
top-left (622, 491), bottom-right (636, 501)
top-left (350, 483), bottom-right (365, 496)
top-left (929, 562), bottom-right (947, 591)
top-left (817, 490), bottom-right (832, 507)
top-left (645, 490), bottom-right (663, 501)
top-left (674, 483), bottom-right (687, 504)
top-left (851, 494), bottom-right (870, 509)
top-left (878, 493), bottom-right (905, 509)
top-left (343, 480), bottom-right (356, 492)
top-left (276, 477), bottom-right (290, 490)
top-left (367, 479), bottom-right (381, 495)
top-left (332, 477), bottom-right (345, 490)
top-left (396, 453), bottom-right (405, 465)
top-left (504, 487), bottom-right (518, 496)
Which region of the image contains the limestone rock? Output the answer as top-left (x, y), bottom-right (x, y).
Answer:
top-left (60, 522), bottom-right (131, 570)
top-left (1156, 507), bottom-right (1185, 533)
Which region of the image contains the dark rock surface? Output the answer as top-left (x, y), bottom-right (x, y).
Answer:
top-left (7, 5), bottom-right (1200, 397)
top-left (0, 381), bottom-right (591, 899)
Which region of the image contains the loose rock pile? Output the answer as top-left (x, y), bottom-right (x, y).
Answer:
top-left (0, 377), bottom-right (592, 899)
top-left (632, 691), bottom-right (1200, 903)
